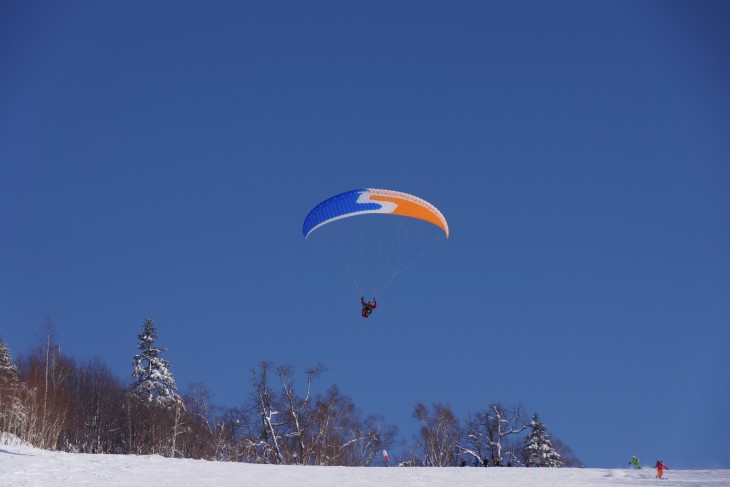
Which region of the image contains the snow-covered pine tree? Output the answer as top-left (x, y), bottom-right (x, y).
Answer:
top-left (0, 335), bottom-right (20, 386)
top-left (0, 335), bottom-right (26, 437)
top-left (523, 413), bottom-right (563, 467)
top-left (130, 319), bottom-right (183, 409)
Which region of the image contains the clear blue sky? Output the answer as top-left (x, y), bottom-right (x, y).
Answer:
top-left (1, 0), bottom-right (728, 469)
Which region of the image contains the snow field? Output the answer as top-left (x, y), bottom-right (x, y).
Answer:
top-left (1, 437), bottom-right (729, 487)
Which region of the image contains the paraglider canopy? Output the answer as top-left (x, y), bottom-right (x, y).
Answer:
top-left (303, 188), bottom-right (449, 299)
top-left (303, 188), bottom-right (449, 239)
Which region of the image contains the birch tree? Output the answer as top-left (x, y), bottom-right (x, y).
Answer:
top-left (277, 363), bottom-right (323, 464)
top-left (465, 403), bottom-right (527, 466)
top-left (412, 402), bottom-right (463, 466)
top-left (250, 361), bottom-right (285, 463)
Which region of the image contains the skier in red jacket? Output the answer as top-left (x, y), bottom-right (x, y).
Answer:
top-left (361, 296), bottom-right (377, 318)
top-left (655, 460), bottom-right (669, 479)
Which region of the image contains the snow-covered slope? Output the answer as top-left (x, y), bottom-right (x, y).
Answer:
top-left (1, 438), bottom-right (728, 487)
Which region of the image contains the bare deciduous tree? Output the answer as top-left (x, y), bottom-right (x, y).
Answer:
top-left (486, 402), bottom-right (527, 466)
top-left (250, 361), bottom-right (285, 463)
top-left (277, 363), bottom-right (324, 464)
top-left (551, 437), bottom-right (583, 467)
top-left (412, 402), bottom-right (463, 466)
top-left (464, 403), bottom-right (527, 466)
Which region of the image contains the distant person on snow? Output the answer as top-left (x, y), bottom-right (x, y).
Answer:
top-left (655, 460), bottom-right (669, 479)
top-left (361, 296), bottom-right (377, 318)
top-left (629, 456), bottom-right (641, 469)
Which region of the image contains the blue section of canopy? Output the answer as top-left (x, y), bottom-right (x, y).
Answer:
top-left (303, 189), bottom-right (380, 237)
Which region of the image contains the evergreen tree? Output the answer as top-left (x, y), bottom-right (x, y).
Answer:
top-left (130, 319), bottom-right (183, 409)
top-left (523, 413), bottom-right (563, 467)
top-left (0, 335), bottom-right (20, 386)
top-left (0, 335), bottom-right (25, 436)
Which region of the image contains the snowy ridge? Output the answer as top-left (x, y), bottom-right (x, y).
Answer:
top-left (1, 440), bottom-right (729, 487)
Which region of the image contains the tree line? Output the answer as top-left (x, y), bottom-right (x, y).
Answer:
top-left (0, 319), bottom-right (580, 467)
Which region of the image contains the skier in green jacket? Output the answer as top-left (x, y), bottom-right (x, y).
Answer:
top-left (629, 456), bottom-right (641, 469)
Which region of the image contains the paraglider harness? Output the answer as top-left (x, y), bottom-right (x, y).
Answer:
top-left (361, 296), bottom-right (377, 318)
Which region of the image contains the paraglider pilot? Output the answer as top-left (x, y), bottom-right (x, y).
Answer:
top-left (361, 296), bottom-right (377, 318)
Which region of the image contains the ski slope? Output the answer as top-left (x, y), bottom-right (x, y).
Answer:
top-left (1, 437), bottom-right (728, 487)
